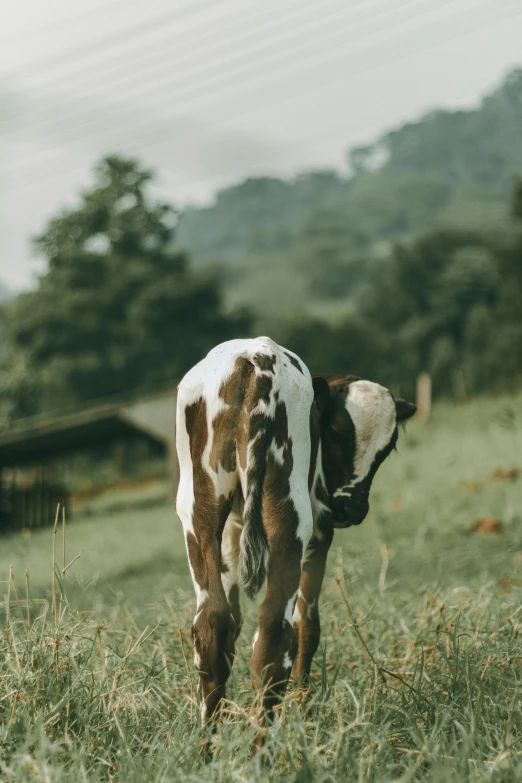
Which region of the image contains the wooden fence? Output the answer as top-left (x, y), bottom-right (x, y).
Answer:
top-left (0, 481), bottom-right (70, 533)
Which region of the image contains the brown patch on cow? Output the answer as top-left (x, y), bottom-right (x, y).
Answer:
top-left (227, 583), bottom-right (242, 637)
top-left (236, 363), bottom-right (275, 477)
top-left (237, 440), bottom-right (248, 473)
top-left (273, 400), bottom-right (289, 448)
top-left (469, 517), bottom-right (503, 535)
top-left (284, 351), bottom-right (304, 374)
top-left (262, 442), bottom-right (302, 586)
top-left (217, 493), bottom-right (233, 528)
top-left (209, 359), bottom-right (251, 474)
top-left (185, 399), bottom-right (217, 552)
top-left (187, 531), bottom-right (208, 589)
top-left (255, 374), bottom-right (273, 406)
top-left (314, 373), bottom-right (360, 393)
top-left (185, 399), bottom-right (234, 587)
top-left (264, 448), bottom-right (294, 512)
top-left (185, 398), bottom-right (209, 465)
top-left (249, 398), bottom-right (304, 705)
top-left (253, 353), bottom-right (276, 373)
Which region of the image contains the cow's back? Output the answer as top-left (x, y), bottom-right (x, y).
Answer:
top-left (176, 337), bottom-right (314, 596)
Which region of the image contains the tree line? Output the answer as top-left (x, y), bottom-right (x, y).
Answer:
top-left (177, 69), bottom-right (522, 321)
top-left (1, 152), bottom-right (521, 427)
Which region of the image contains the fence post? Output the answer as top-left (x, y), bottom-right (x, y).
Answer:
top-left (416, 372), bottom-right (432, 423)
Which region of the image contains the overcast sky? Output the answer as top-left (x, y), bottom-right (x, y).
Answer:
top-left (1, 0), bottom-right (522, 290)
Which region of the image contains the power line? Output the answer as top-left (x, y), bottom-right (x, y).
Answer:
top-left (6, 0), bottom-right (520, 194)
top-left (122, 0), bottom-right (522, 153)
top-left (2, 0), bottom-right (436, 158)
top-left (3, 0), bottom-right (222, 79)
top-left (0, 0), bottom-right (156, 44)
top-left (0, 0), bottom-right (356, 123)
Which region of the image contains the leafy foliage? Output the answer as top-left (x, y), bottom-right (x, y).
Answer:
top-left (177, 69), bottom-right (522, 320)
top-left (2, 70), bottom-right (522, 422)
top-left (2, 157), bottom-right (249, 419)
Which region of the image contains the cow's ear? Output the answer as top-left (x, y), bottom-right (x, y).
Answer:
top-left (395, 398), bottom-right (417, 422)
top-left (312, 377), bottom-right (332, 419)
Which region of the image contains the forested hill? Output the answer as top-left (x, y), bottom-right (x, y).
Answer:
top-left (176, 68), bottom-right (522, 318)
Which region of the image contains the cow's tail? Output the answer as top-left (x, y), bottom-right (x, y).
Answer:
top-left (237, 352), bottom-right (277, 599)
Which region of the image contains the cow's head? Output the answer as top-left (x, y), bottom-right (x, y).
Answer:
top-left (313, 374), bottom-right (416, 528)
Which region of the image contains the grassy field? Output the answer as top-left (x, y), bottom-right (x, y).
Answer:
top-left (1, 392), bottom-right (521, 781)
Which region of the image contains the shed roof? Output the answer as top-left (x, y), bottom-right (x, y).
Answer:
top-left (0, 386), bottom-right (177, 465)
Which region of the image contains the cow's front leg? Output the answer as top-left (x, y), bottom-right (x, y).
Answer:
top-left (292, 524), bottom-right (333, 681)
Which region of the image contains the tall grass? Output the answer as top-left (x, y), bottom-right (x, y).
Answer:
top-left (1, 558), bottom-right (521, 780)
top-left (1, 392), bottom-right (522, 780)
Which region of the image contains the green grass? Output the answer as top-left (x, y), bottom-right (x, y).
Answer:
top-left (1, 392), bottom-right (522, 781)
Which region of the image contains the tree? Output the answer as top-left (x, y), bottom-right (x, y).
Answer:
top-left (5, 156), bottom-right (250, 417)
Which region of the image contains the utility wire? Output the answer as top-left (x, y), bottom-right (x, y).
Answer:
top-left (3, 0), bottom-right (222, 79)
top-left (6, 0), bottom-right (520, 193)
top-left (2, 0), bottom-right (438, 156)
top-left (0, 0), bottom-right (376, 123)
top-left (0, 0), bottom-right (158, 44)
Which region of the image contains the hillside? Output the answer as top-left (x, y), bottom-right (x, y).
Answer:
top-left (177, 68), bottom-right (522, 318)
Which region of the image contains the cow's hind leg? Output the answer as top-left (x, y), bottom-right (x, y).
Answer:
top-left (177, 396), bottom-right (240, 733)
top-left (181, 512), bottom-right (237, 730)
top-left (178, 495), bottom-right (237, 728)
top-left (250, 482), bottom-right (313, 727)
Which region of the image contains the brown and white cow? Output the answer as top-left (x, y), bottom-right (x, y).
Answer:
top-left (175, 337), bottom-right (415, 736)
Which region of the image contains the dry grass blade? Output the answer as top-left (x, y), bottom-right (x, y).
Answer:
top-left (51, 503), bottom-right (60, 628)
top-left (60, 505), bottom-right (66, 620)
top-left (336, 576), bottom-right (386, 683)
top-left (25, 568), bottom-right (30, 628)
top-left (336, 576), bottom-right (429, 704)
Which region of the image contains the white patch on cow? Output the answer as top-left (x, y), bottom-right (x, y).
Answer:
top-left (284, 590), bottom-right (298, 626)
top-left (333, 487), bottom-right (353, 498)
top-left (292, 589), bottom-right (306, 623)
top-left (292, 589), bottom-right (316, 624)
top-left (270, 352), bottom-right (314, 554)
top-left (194, 649), bottom-right (202, 669)
top-left (181, 528), bottom-right (207, 608)
top-left (345, 380), bottom-right (396, 483)
top-left (201, 702), bottom-right (207, 722)
top-left (221, 512), bottom-right (242, 600)
top-left (306, 598), bottom-right (316, 619)
top-left (252, 629), bottom-right (260, 651)
top-left (283, 651), bottom-right (293, 670)
top-left (269, 439), bottom-right (286, 466)
top-left (310, 446), bottom-right (329, 538)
